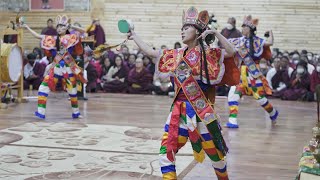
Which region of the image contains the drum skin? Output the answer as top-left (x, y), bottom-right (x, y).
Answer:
top-left (0, 43), bottom-right (23, 83)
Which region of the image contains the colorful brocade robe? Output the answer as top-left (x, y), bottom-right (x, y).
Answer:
top-left (158, 46), bottom-right (239, 162)
top-left (229, 36), bottom-right (272, 95)
top-left (40, 34), bottom-right (86, 91)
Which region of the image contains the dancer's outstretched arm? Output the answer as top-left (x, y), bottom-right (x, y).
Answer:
top-left (198, 28), bottom-right (235, 58)
top-left (22, 24), bottom-right (44, 39)
top-left (127, 30), bottom-right (159, 58)
top-left (264, 30), bottom-right (274, 46)
top-left (70, 25), bottom-right (86, 33)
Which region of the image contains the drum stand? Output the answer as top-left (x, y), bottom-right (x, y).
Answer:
top-left (0, 27), bottom-right (26, 109)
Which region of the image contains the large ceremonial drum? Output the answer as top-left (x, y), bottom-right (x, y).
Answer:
top-left (0, 43), bottom-right (23, 83)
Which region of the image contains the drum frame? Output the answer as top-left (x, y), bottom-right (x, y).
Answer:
top-left (0, 27), bottom-right (25, 107)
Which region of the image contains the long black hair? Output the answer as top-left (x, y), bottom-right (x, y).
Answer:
top-left (197, 27), bottom-right (215, 85)
top-left (248, 26), bottom-right (257, 58)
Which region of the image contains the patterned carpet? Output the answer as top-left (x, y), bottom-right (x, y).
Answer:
top-left (0, 122), bottom-right (194, 179)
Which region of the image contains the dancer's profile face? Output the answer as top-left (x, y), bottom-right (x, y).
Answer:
top-left (181, 25), bottom-right (197, 44)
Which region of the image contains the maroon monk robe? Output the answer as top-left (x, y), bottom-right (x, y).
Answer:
top-left (282, 71), bottom-right (311, 100)
top-left (103, 65), bottom-right (128, 93)
top-left (310, 70), bottom-right (320, 93)
top-left (88, 25), bottom-right (106, 47)
top-left (271, 69), bottom-right (291, 98)
top-left (23, 62), bottom-right (46, 90)
top-left (41, 27), bottom-right (57, 36)
top-left (127, 67), bottom-right (153, 94)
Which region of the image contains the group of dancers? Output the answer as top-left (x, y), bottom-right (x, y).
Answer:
top-left (23, 6), bottom-right (278, 180)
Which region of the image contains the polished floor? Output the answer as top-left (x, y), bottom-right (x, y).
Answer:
top-left (0, 92), bottom-right (317, 179)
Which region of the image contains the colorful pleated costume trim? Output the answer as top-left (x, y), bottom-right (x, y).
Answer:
top-left (159, 101), bottom-right (228, 180)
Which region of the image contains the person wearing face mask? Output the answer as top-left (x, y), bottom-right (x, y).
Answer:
top-left (300, 55), bottom-right (315, 75)
top-left (220, 17), bottom-right (242, 40)
top-left (291, 53), bottom-right (300, 68)
top-left (23, 53), bottom-right (46, 90)
top-left (282, 61), bottom-right (312, 101)
top-left (23, 15), bottom-right (87, 119)
top-left (310, 62), bottom-right (320, 97)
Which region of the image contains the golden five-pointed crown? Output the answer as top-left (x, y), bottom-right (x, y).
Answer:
top-left (182, 7), bottom-right (209, 30)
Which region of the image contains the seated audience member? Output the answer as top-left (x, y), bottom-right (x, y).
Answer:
top-left (282, 61), bottom-right (313, 101)
top-left (300, 55), bottom-right (315, 75)
top-left (152, 72), bottom-right (173, 95)
top-left (127, 54), bottom-right (137, 70)
top-left (290, 53), bottom-right (300, 69)
top-left (143, 56), bottom-right (155, 75)
top-left (120, 45), bottom-right (130, 62)
top-left (100, 55), bottom-right (112, 77)
top-left (259, 58), bottom-right (270, 76)
top-left (269, 56), bottom-right (292, 98)
top-left (103, 55), bottom-right (128, 93)
top-left (127, 58), bottom-right (153, 94)
top-left (161, 45), bottom-right (168, 50)
top-left (174, 42), bottom-right (182, 49)
top-left (84, 47), bottom-right (98, 92)
top-left (100, 55), bottom-right (112, 89)
top-left (310, 61), bottom-right (320, 96)
top-left (23, 53), bottom-right (45, 90)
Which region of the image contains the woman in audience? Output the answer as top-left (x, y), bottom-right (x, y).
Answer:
top-left (127, 54), bottom-right (137, 70)
top-left (282, 61), bottom-right (312, 101)
top-left (174, 42), bottom-right (182, 49)
top-left (103, 55), bottom-right (128, 93)
top-left (100, 55), bottom-right (113, 77)
top-left (143, 56), bottom-right (155, 74)
top-left (127, 58), bottom-right (153, 94)
top-left (99, 55), bottom-right (113, 90)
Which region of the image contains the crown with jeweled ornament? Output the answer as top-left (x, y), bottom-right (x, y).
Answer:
top-left (182, 7), bottom-right (209, 30)
top-left (55, 14), bottom-right (71, 27)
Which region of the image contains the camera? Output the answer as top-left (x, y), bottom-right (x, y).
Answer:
top-left (264, 31), bottom-right (270, 38)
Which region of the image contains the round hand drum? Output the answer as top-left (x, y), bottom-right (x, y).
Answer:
top-left (118, 19), bottom-right (134, 33)
top-left (0, 43), bottom-right (23, 83)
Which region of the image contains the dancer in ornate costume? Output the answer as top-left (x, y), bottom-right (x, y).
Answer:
top-left (23, 15), bottom-right (86, 119)
top-left (127, 7), bottom-right (240, 180)
top-left (226, 15), bottom-right (278, 128)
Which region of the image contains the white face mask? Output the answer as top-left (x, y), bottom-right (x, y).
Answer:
top-left (226, 23), bottom-right (233, 30)
top-left (259, 63), bottom-right (267, 68)
top-left (293, 60), bottom-right (299, 65)
top-left (297, 68), bottom-right (305, 74)
top-left (317, 66), bottom-right (320, 72)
